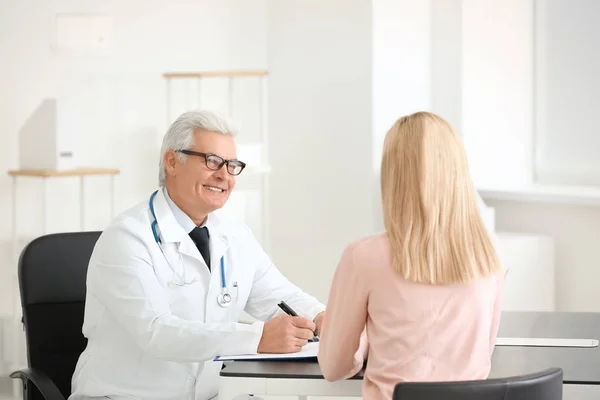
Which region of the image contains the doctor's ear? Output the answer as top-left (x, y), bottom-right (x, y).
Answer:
top-left (164, 150), bottom-right (179, 176)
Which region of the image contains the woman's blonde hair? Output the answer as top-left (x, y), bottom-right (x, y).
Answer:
top-left (381, 111), bottom-right (502, 285)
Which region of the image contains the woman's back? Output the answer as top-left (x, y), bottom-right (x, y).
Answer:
top-left (317, 233), bottom-right (504, 400)
top-left (364, 233), bottom-right (502, 397)
top-left (317, 111), bottom-right (505, 400)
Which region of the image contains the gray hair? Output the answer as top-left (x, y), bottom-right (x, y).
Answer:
top-left (158, 110), bottom-right (237, 186)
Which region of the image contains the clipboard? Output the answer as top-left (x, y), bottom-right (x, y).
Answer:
top-left (214, 341), bottom-right (319, 361)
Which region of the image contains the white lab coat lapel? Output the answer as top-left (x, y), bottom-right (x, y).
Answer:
top-left (208, 230), bottom-right (228, 271)
top-left (152, 190), bottom-right (210, 281)
top-left (178, 238), bottom-right (206, 266)
top-left (152, 189), bottom-right (188, 243)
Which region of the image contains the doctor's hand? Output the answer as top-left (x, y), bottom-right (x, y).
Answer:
top-left (314, 312), bottom-right (325, 335)
top-left (257, 314), bottom-right (316, 354)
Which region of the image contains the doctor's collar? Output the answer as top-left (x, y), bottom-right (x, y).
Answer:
top-left (162, 186), bottom-right (198, 234)
top-left (160, 185), bottom-right (223, 234)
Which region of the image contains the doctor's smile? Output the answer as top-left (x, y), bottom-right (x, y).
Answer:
top-left (70, 110), bottom-right (325, 400)
top-left (203, 185), bottom-right (225, 192)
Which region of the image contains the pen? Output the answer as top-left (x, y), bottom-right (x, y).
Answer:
top-left (277, 300), bottom-right (319, 342)
top-left (277, 300), bottom-right (298, 316)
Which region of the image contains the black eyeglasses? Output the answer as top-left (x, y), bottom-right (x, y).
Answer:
top-left (177, 150), bottom-right (247, 176)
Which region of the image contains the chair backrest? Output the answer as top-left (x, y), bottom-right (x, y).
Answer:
top-left (393, 368), bottom-right (563, 400)
top-left (17, 231), bottom-right (102, 400)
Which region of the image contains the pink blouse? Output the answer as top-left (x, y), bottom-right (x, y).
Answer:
top-left (317, 233), bottom-right (504, 400)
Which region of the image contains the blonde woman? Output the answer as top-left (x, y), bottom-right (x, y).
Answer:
top-left (317, 111), bottom-right (505, 400)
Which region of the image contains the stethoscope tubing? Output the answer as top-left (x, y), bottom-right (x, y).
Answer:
top-left (149, 190), bottom-right (231, 307)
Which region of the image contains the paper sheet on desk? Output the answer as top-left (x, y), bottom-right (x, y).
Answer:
top-left (214, 341), bottom-right (319, 361)
top-left (495, 337), bottom-right (599, 347)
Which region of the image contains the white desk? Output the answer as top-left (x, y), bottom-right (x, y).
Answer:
top-left (219, 312), bottom-right (600, 399)
top-left (219, 363), bottom-right (600, 400)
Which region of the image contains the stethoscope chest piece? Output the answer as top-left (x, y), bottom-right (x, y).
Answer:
top-left (217, 292), bottom-right (232, 308)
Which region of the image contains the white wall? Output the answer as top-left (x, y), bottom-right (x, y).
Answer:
top-left (372, 0), bottom-right (431, 171)
top-left (430, 0), bottom-right (462, 132)
top-left (461, 0), bottom-right (534, 189)
top-left (267, 0), bottom-right (374, 304)
top-left (534, 0), bottom-right (600, 186)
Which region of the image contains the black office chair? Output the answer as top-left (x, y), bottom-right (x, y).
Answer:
top-left (10, 231), bottom-right (102, 400)
top-left (393, 368), bottom-right (563, 400)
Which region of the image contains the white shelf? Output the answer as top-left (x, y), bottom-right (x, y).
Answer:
top-left (478, 184), bottom-right (600, 206)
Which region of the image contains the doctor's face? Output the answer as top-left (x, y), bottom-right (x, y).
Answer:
top-left (167, 130), bottom-right (242, 218)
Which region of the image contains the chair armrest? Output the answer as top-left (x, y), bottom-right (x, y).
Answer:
top-left (10, 368), bottom-right (66, 400)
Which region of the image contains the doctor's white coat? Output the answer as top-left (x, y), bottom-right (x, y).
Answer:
top-left (69, 188), bottom-right (325, 400)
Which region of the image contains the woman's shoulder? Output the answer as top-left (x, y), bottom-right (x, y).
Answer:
top-left (332, 233), bottom-right (391, 287)
top-left (467, 268), bottom-right (507, 293)
top-left (345, 231), bottom-right (388, 250)
top-left (340, 232), bottom-right (390, 266)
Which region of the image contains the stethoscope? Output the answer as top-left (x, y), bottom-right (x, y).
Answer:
top-left (149, 190), bottom-right (232, 308)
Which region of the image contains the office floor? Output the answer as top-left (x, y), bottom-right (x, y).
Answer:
top-left (0, 380), bottom-right (592, 400)
top-left (0, 378), bottom-right (14, 400)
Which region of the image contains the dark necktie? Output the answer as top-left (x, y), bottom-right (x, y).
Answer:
top-left (189, 226), bottom-right (211, 270)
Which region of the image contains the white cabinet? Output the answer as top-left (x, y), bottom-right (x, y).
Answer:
top-left (496, 231), bottom-right (556, 311)
top-left (478, 194), bottom-right (555, 311)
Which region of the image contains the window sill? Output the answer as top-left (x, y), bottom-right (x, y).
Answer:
top-left (477, 184), bottom-right (600, 206)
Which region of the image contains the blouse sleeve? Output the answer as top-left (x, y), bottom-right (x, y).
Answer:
top-left (489, 272), bottom-right (506, 356)
top-left (317, 244), bottom-right (369, 381)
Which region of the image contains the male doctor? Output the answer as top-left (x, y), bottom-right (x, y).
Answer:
top-left (69, 110), bottom-right (326, 400)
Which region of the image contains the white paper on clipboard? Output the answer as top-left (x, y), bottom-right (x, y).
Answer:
top-left (214, 341), bottom-right (319, 361)
top-left (495, 337), bottom-right (599, 347)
